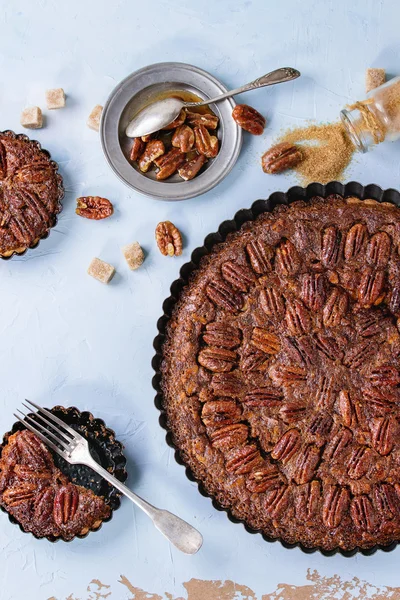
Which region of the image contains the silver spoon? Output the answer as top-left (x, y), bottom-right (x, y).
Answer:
top-left (125, 67), bottom-right (300, 138)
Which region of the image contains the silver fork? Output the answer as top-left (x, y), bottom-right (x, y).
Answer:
top-left (15, 400), bottom-right (203, 554)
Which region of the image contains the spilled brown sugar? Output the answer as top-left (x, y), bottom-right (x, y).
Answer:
top-left (278, 121), bottom-right (355, 184)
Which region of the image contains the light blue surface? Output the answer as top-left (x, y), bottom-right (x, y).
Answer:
top-left (1, 1), bottom-right (400, 598)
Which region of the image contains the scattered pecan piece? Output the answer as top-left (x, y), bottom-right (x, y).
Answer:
top-left (232, 104), bottom-right (266, 135)
top-left (156, 148), bottom-right (186, 180)
top-left (155, 220), bottom-right (182, 256)
top-left (178, 153), bottom-right (207, 181)
top-left (138, 139), bottom-right (165, 172)
top-left (194, 125), bottom-right (219, 158)
top-left (162, 109), bottom-right (186, 130)
top-left (76, 196), bottom-right (113, 220)
top-left (185, 111), bottom-right (219, 129)
top-left (130, 138), bottom-right (145, 161)
top-left (172, 124), bottom-right (195, 153)
top-left (54, 485), bottom-right (79, 526)
top-left (261, 142), bottom-right (302, 174)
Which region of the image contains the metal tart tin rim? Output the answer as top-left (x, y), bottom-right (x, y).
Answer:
top-left (0, 130), bottom-right (64, 260)
top-left (100, 61), bottom-right (243, 201)
top-left (152, 180), bottom-right (400, 557)
top-left (0, 405), bottom-right (127, 542)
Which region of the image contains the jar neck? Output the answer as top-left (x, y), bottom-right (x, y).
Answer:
top-left (340, 102), bottom-right (386, 153)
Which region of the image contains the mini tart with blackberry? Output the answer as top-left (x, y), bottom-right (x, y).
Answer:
top-left (161, 195), bottom-right (400, 552)
top-left (0, 407), bottom-right (126, 541)
top-left (0, 131), bottom-right (63, 257)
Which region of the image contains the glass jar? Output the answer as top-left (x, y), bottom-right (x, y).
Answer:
top-left (341, 76), bottom-right (400, 152)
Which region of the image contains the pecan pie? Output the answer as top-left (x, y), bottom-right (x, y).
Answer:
top-left (0, 131), bottom-right (63, 257)
top-left (161, 195), bottom-right (400, 552)
top-left (0, 430), bottom-right (110, 540)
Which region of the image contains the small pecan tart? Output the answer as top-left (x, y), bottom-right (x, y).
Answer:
top-left (0, 131), bottom-right (64, 258)
top-left (160, 195), bottom-right (400, 553)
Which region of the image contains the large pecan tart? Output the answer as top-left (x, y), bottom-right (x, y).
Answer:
top-left (0, 131), bottom-right (63, 257)
top-left (160, 195), bottom-right (400, 552)
top-left (0, 429), bottom-right (111, 540)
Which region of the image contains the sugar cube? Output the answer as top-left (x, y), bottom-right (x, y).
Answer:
top-left (45, 88), bottom-right (66, 109)
top-left (122, 242), bottom-right (144, 270)
top-left (20, 106), bottom-right (43, 129)
top-left (366, 68), bottom-right (386, 93)
top-left (88, 257), bottom-right (115, 284)
top-left (87, 105), bottom-right (103, 131)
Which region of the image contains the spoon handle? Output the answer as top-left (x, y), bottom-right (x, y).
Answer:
top-left (185, 67), bottom-right (300, 107)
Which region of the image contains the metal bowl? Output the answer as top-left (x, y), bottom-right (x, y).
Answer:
top-left (101, 62), bottom-right (242, 201)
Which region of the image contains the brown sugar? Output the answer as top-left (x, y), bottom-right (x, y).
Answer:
top-left (278, 121), bottom-right (355, 184)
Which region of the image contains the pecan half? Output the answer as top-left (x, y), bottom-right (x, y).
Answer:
top-left (295, 481), bottom-right (321, 523)
top-left (363, 387), bottom-right (394, 415)
top-left (279, 402), bottom-right (309, 424)
top-left (16, 430), bottom-right (53, 470)
top-left (34, 487), bottom-right (55, 523)
top-left (246, 240), bottom-right (274, 274)
top-left (321, 226), bottom-right (342, 268)
top-left (271, 429), bottom-right (301, 463)
top-left (324, 427), bottom-right (353, 461)
top-left (370, 416), bottom-right (397, 456)
top-left (250, 327), bottom-right (280, 354)
top-left (185, 111), bottom-right (219, 129)
top-left (347, 446), bottom-right (373, 479)
top-left (322, 485), bottom-right (350, 528)
top-left (350, 495), bottom-right (376, 532)
top-left (244, 387), bottom-right (283, 407)
top-left (130, 138), bottom-right (145, 161)
top-left (357, 267), bottom-right (385, 306)
top-left (285, 298), bottom-right (310, 335)
top-left (15, 162), bottom-right (53, 183)
top-left (367, 231), bottom-right (391, 267)
top-left (389, 284), bottom-right (400, 316)
top-left (309, 412), bottom-right (333, 438)
top-left (198, 347), bottom-right (237, 372)
top-left (259, 288), bottom-right (285, 320)
top-left (275, 239), bottom-right (300, 276)
top-left (357, 311), bottom-right (387, 338)
top-left (344, 223), bottom-right (368, 261)
top-left (240, 349), bottom-right (269, 372)
top-left (76, 196), bottom-right (113, 220)
top-left (194, 125), bottom-right (219, 158)
top-left (221, 261), bottom-right (255, 292)
top-left (232, 104), bottom-right (266, 135)
top-left (209, 423), bottom-right (248, 451)
top-left (138, 139), bottom-right (165, 172)
top-left (374, 483), bottom-right (398, 519)
top-left (293, 445), bottom-right (320, 485)
top-left (337, 390), bottom-right (352, 427)
top-left (323, 288), bottom-right (348, 327)
top-left (270, 364), bottom-right (307, 386)
top-left (162, 109), bottom-right (186, 130)
top-left (54, 485), bottom-right (79, 526)
top-left (261, 142), bottom-right (302, 174)
top-left (301, 273), bottom-right (326, 310)
top-left (368, 365), bottom-right (400, 387)
top-left (2, 482), bottom-right (37, 506)
top-left (314, 332), bottom-right (342, 362)
top-left (155, 220), bottom-right (182, 256)
top-left (246, 464), bottom-right (281, 493)
top-left (203, 321), bottom-right (241, 349)
top-left (225, 445), bottom-right (262, 474)
top-left (315, 375), bottom-right (334, 410)
top-left (172, 124), bottom-right (195, 153)
top-left (156, 147), bottom-right (186, 180)
top-left (283, 336), bottom-right (316, 366)
top-left (343, 340), bottom-right (376, 369)
top-left (178, 153), bottom-right (207, 180)
top-left (206, 279), bottom-right (243, 313)
top-left (264, 485), bottom-right (291, 518)
top-left (201, 400), bottom-right (242, 429)
top-left (211, 373), bottom-right (244, 397)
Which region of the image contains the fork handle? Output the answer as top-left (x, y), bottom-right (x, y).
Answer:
top-left (82, 458), bottom-right (203, 555)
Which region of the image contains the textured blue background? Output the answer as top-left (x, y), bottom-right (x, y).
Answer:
top-left (1, 1), bottom-right (400, 598)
